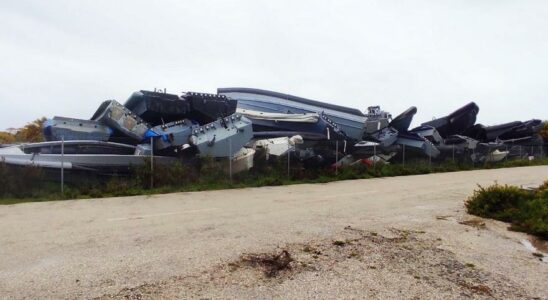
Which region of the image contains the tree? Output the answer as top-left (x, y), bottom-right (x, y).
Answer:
top-left (0, 132), bottom-right (15, 144)
top-left (541, 120), bottom-right (548, 141)
top-left (14, 117), bottom-right (47, 143)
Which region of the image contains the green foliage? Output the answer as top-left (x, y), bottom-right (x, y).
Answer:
top-left (510, 197), bottom-right (548, 239)
top-left (465, 184), bottom-right (532, 222)
top-left (465, 182), bottom-right (548, 239)
top-left (1, 156), bottom-right (547, 206)
top-left (133, 159), bottom-right (199, 189)
top-left (197, 156), bottom-right (228, 184)
top-left (538, 180), bottom-right (548, 191)
top-left (0, 162), bottom-right (48, 198)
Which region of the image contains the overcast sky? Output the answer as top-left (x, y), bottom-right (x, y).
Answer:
top-left (1, 0), bottom-right (547, 130)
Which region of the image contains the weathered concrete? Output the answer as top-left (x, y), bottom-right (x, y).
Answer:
top-left (0, 166), bottom-right (546, 299)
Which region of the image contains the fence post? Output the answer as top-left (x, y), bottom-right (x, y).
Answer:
top-left (519, 146), bottom-right (522, 160)
top-left (150, 137), bottom-right (154, 189)
top-left (229, 138), bottom-right (233, 184)
top-left (61, 136), bottom-right (64, 194)
top-left (402, 144), bottom-right (405, 167)
top-left (335, 140), bottom-right (339, 175)
top-left (287, 140), bottom-right (290, 179)
top-left (373, 144), bottom-right (377, 173)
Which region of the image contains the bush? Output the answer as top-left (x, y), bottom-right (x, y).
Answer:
top-left (538, 180), bottom-right (548, 191)
top-left (132, 159), bottom-right (199, 189)
top-left (0, 131), bottom-right (15, 144)
top-left (511, 197), bottom-right (548, 239)
top-left (465, 184), bottom-right (532, 222)
top-left (465, 182), bottom-right (548, 239)
top-left (1, 155), bottom-right (547, 205)
top-left (0, 163), bottom-right (48, 198)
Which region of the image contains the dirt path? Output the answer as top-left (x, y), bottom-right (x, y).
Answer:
top-left (0, 166), bottom-right (547, 299)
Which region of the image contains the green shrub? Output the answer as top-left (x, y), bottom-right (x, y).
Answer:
top-left (1, 155), bottom-right (547, 205)
top-left (465, 182), bottom-right (548, 239)
top-left (510, 197), bottom-right (548, 239)
top-left (465, 184), bottom-right (532, 222)
top-left (0, 163), bottom-right (48, 197)
top-left (538, 180), bottom-right (548, 191)
top-left (197, 156), bottom-right (228, 184)
top-left (133, 159), bottom-right (200, 189)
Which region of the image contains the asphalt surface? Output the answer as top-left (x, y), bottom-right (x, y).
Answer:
top-left (0, 166), bottom-right (547, 299)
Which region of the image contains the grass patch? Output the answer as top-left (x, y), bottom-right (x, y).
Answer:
top-left (1, 157), bottom-right (547, 205)
top-left (465, 181), bottom-right (548, 239)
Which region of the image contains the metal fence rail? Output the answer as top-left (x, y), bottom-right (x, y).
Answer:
top-left (57, 142), bottom-right (546, 193)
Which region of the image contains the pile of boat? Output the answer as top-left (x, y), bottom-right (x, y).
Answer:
top-left (0, 87), bottom-right (544, 175)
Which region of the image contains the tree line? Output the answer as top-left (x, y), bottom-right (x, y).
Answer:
top-left (0, 117), bottom-right (47, 144)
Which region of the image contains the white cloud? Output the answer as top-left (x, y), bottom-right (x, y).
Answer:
top-left (0, 0), bottom-right (547, 129)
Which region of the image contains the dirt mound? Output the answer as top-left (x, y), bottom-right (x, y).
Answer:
top-left (97, 227), bottom-right (535, 299)
top-left (239, 250), bottom-right (293, 278)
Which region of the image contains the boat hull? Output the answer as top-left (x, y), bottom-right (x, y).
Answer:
top-left (44, 117), bottom-right (112, 142)
top-left (422, 102), bottom-right (479, 138)
top-left (218, 88), bottom-right (367, 141)
top-left (0, 141), bottom-right (177, 174)
top-left (389, 106), bottom-right (417, 132)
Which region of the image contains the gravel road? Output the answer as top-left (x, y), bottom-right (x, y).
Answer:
top-left (0, 166), bottom-right (547, 299)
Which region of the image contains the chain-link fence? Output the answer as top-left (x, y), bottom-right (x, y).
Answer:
top-left (283, 141), bottom-right (546, 180)
top-left (52, 137), bottom-right (546, 193)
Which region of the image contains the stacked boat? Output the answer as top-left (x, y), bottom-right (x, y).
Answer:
top-left (1, 90), bottom-right (254, 174)
top-left (0, 87), bottom-right (544, 175)
top-left (218, 87), bottom-right (544, 166)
